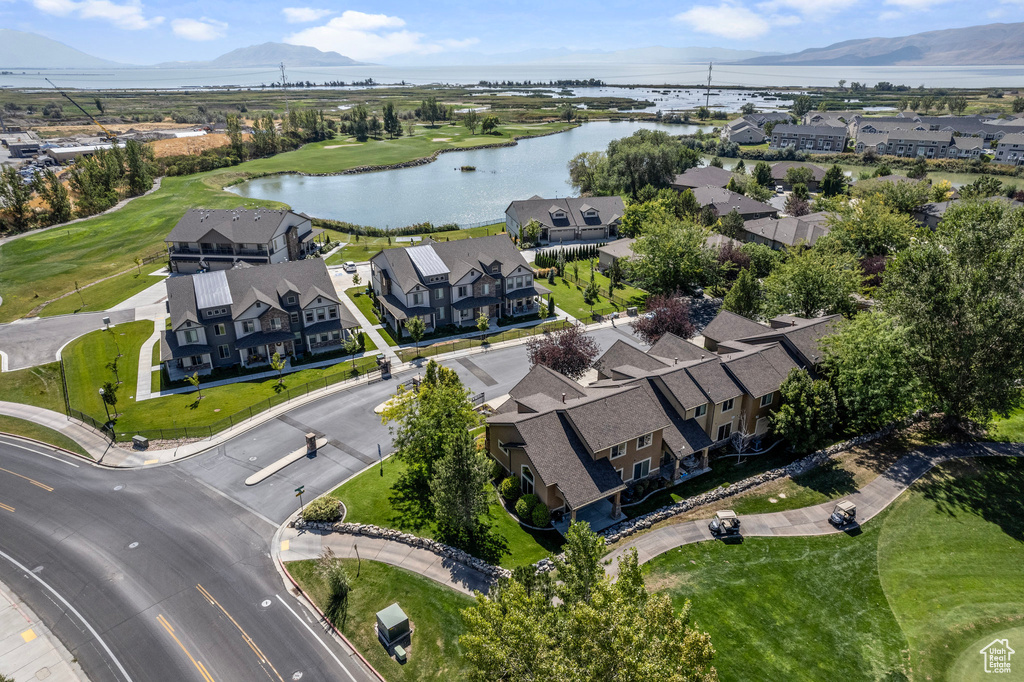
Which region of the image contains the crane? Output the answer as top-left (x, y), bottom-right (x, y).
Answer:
top-left (44, 78), bottom-right (117, 141)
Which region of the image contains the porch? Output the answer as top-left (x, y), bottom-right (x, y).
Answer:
top-left (553, 496), bottom-right (622, 536)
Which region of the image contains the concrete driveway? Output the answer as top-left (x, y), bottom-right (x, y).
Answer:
top-left (0, 309), bottom-right (135, 370)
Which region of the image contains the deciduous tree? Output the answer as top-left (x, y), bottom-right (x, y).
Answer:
top-left (825, 196), bottom-right (918, 257)
top-left (771, 368), bottom-right (838, 452)
top-left (762, 244), bottom-right (860, 318)
top-left (626, 211), bottom-right (715, 295)
top-left (430, 428), bottom-right (491, 548)
top-left (526, 325), bottom-right (599, 380)
top-left (722, 267), bottom-right (762, 320)
top-left (819, 164), bottom-right (848, 198)
top-left (631, 294), bottom-right (694, 344)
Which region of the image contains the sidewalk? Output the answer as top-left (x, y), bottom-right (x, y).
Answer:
top-left (335, 285), bottom-right (398, 363)
top-left (0, 578), bottom-right (90, 682)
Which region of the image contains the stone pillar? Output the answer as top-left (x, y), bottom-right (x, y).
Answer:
top-left (700, 449), bottom-right (709, 470)
top-left (610, 492), bottom-right (622, 520)
top-left (670, 455), bottom-right (680, 481)
top-left (305, 432), bottom-right (318, 452)
top-left (570, 508), bottom-right (577, 523)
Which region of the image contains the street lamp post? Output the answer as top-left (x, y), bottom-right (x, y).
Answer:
top-left (98, 387), bottom-right (112, 425)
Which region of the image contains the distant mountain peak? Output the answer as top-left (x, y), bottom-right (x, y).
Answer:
top-left (0, 29), bottom-right (127, 69)
top-left (207, 43), bottom-right (362, 68)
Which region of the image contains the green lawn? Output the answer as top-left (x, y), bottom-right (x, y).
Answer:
top-left (990, 408), bottom-right (1024, 442)
top-left (0, 415), bottom-right (90, 458)
top-left (395, 319), bottom-right (569, 363)
top-left (642, 456), bottom-right (1024, 682)
top-left (0, 363), bottom-right (66, 414)
top-left (287, 558), bottom-right (474, 682)
top-left (331, 458), bottom-right (563, 568)
top-left (345, 287), bottom-right (380, 324)
top-left (542, 271), bottom-right (647, 320)
top-left (327, 223), bottom-right (509, 266)
top-left (39, 263), bottom-right (167, 317)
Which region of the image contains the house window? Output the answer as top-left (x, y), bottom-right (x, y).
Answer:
top-left (287, 295), bottom-right (296, 305)
top-left (610, 442), bottom-right (627, 459)
top-left (498, 439), bottom-right (508, 455)
top-left (331, 330), bottom-right (341, 340)
top-left (717, 423), bottom-right (732, 441)
top-left (632, 459), bottom-right (650, 481)
top-left (760, 394), bottom-right (773, 407)
top-left (329, 308), bottom-right (338, 319)
top-left (616, 468), bottom-right (624, 481)
top-left (437, 307), bottom-right (445, 320)
top-left (214, 324), bottom-right (226, 336)
top-left (305, 311), bottom-right (314, 323)
top-left (435, 288), bottom-right (444, 300)
top-left (482, 283), bottom-right (490, 295)
top-left (190, 355), bottom-right (203, 365)
top-left (183, 329), bottom-right (199, 344)
top-left (521, 466), bottom-right (534, 495)
top-left (721, 398), bottom-right (734, 412)
top-left (636, 433), bottom-right (652, 450)
top-left (218, 345), bottom-right (230, 359)
top-left (242, 320), bottom-right (255, 334)
top-left (412, 292), bottom-right (423, 305)
top-left (694, 404), bottom-right (707, 418)
top-left (457, 285), bottom-right (468, 298)
top-left (290, 312), bottom-right (299, 325)
top-left (270, 318), bottom-right (282, 331)
top-left (317, 309), bottom-right (326, 321)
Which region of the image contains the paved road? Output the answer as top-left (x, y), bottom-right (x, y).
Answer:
top-left (0, 435), bottom-right (379, 682)
top-left (0, 310), bottom-right (135, 371)
top-left (180, 325), bottom-right (647, 523)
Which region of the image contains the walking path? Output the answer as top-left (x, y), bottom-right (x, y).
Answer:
top-left (335, 287), bottom-right (398, 363)
top-left (0, 578), bottom-right (90, 682)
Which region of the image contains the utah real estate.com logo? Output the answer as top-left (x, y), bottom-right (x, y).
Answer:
top-left (980, 638), bottom-right (1014, 674)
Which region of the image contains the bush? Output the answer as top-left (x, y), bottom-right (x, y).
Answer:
top-left (499, 476), bottom-right (521, 502)
top-left (515, 494), bottom-right (539, 518)
top-left (302, 496), bottom-right (341, 522)
top-left (531, 504), bottom-right (551, 527)
top-left (489, 459), bottom-right (506, 481)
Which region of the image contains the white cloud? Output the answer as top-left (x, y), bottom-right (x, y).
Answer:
top-left (883, 0), bottom-right (954, 7)
top-left (878, 10), bottom-right (903, 20)
top-left (171, 17), bottom-right (227, 41)
top-left (674, 3), bottom-right (799, 39)
top-left (762, 0), bottom-right (848, 17)
top-left (282, 7), bottom-right (333, 24)
top-left (31, 0), bottom-right (163, 29)
top-left (285, 10), bottom-right (477, 60)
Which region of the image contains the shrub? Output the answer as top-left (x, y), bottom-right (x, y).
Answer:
top-left (531, 504), bottom-right (551, 528)
top-left (515, 494), bottom-right (539, 518)
top-left (489, 459), bottom-right (505, 481)
top-left (499, 476), bottom-right (521, 502)
top-left (302, 496), bottom-right (341, 522)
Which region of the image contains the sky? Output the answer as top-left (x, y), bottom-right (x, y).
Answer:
top-left (1, 0), bottom-right (1022, 65)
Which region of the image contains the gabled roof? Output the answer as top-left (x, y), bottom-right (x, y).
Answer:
top-left (648, 332), bottom-right (708, 365)
top-left (721, 343), bottom-right (799, 398)
top-left (597, 238), bottom-right (636, 260)
top-left (593, 339), bottom-right (667, 378)
top-left (683, 359), bottom-right (744, 404)
top-left (671, 165), bottom-right (735, 189)
top-left (371, 234), bottom-right (529, 294)
top-left (166, 208), bottom-right (305, 244)
top-left (772, 124), bottom-right (848, 137)
top-left (508, 363), bottom-right (587, 404)
top-left (735, 315), bottom-right (842, 367)
top-left (562, 384), bottom-right (670, 454)
top-left (701, 310), bottom-right (769, 344)
top-left (770, 162), bottom-right (826, 182)
top-left (742, 212), bottom-right (832, 248)
top-left (691, 186), bottom-right (776, 216)
top-left (505, 196), bottom-right (626, 230)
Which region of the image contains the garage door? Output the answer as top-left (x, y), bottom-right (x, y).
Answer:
top-left (580, 227), bottom-right (606, 239)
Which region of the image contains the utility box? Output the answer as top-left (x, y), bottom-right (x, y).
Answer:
top-left (394, 645), bottom-right (407, 663)
top-left (305, 432), bottom-right (318, 452)
top-left (376, 603), bottom-right (410, 648)
top-left (132, 435), bottom-right (149, 449)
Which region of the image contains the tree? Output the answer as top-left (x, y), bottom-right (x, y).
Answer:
top-left (959, 175), bottom-right (1003, 200)
top-left (763, 120), bottom-right (780, 138)
top-left (819, 164), bottom-right (848, 198)
top-left (740, 102), bottom-right (756, 115)
top-left (421, 96), bottom-right (441, 126)
top-left (785, 166), bottom-right (815, 189)
top-left (101, 380), bottom-right (118, 416)
top-left (521, 219), bottom-right (541, 247)
top-left (125, 140), bottom-right (152, 197)
top-left (753, 161), bottom-right (773, 188)
top-left (480, 116), bottom-right (500, 134)
top-left (316, 547), bottom-right (351, 625)
top-left (762, 244), bottom-right (860, 318)
top-left (631, 294), bottom-right (695, 344)
top-left (525, 325), bottom-right (599, 380)
top-left (880, 200), bottom-right (1024, 428)
top-left (838, 79), bottom-right (846, 90)
top-left (462, 109), bottom-right (479, 134)
top-left (905, 158), bottom-right (928, 180)
top-left (603, 129), bottom-right (700, 198)
top-left (547, 295), bottom-right (555, 316)
top-left (226, 114), bottom-right (246, 160)
top-left (722, 267), bottom-right (761, 319)
top-left (744, 180), bottom-right (773, 203)
top-left (825, 196), bottom-right (918, 257)
top-left (560, 103), bottom-right (576, 123)
top-left (626, 211), bottom-right (715, 295)
top-left (852, 177), bottom-right (930, 215)
top-left (352, 272), bottom-right (361, 287)
top-left (382, 102), bottom-right (402, 138)
top-left (430, 428), bottom-right (491, 548)
top-left (740, 241), bottom-right (783, 278)
top-left (718, 208), bottom-right (745, 239)
top-left (406, 315), bottom-right (426, 353)
top-left (771, 368), bottom-right (838, 452)
top-left (792, 95), bottom-right (813, 118)
top-left (695, 105), bottom-right (710, 120)
top-left (476, 312), bottom-right (490, 333)
top-left (790, 182), bottom-right (810, 202)
top-left (1012, 97), bottom-right (1024, 114)
top-left (708, 156), bottom-right (724, 168)
top-left (32, 169), bottom-right (72, 225)
top-left (0, 165), bottom-right (33, 233)
top-left (344, 334), bottom-right (361, 371)
top-left (820, 312), bottom-right (920, 433)
top-left (784, 193), bottom-right (810, 217)
top-left (734, 159), bottom-right (745, 174)
top-left (567, 151), bottom-right (611, 195)
top-left (186, 372), bottom-right (203, 400)
top-left (270, 351), bottom-right (286, 385)
top-left (552, 521), bottom-right (605, 603)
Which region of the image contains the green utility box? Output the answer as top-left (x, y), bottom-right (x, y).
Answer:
top-left (376, 603), bottom-right (410, 647)
top-left (394, 645), bottom-right (407, 663)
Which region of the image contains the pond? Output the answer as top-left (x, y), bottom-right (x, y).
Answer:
top-left (227, 121), bottom-right (708, 228)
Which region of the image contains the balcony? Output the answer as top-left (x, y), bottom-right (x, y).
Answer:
top-left (169, 246), bottom-right (201, 255)
top-left (200, 246), bottom-right (235, 256)
top-left (237, 247), bottom-right (269, 257)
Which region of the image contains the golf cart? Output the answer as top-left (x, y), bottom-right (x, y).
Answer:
top-left (709, 510), bottom-right (741, 537)
top-left (829, 500), bottom-right (857, 527)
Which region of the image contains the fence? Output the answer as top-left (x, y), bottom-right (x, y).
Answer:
top-left (555, 270), bottom-right (647, 310)
top-left (458, 217), bottom-right (505, 231)
top-left (395, 319), bottom-right (572, 363)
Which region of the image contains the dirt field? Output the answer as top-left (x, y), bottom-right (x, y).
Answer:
top-left (148, 133), bottom-right (232, 158)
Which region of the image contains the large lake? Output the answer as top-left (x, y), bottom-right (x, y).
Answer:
top-left (227, 121), bottom-right (708, 228)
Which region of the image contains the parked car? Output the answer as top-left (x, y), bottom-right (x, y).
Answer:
top-left (709, 509), bottom-right (741, 537)
top-left (829, 500), bottom-right (856, 527)
top-left (343, 261), bottom-right (357, 273)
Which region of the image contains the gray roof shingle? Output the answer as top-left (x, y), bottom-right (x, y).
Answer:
top-left (166, 208), bottom-right (305, 244)
top-left (690, 186), bottom-right (777, 217)
top-left (506, 196), bottom-right (626, 231)
top-left (701, 310), bottom-right (769, 345)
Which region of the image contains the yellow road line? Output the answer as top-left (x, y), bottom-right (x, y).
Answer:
top-left (280, 540), bottom-right (289, 552)
top-left (156, 614), bottom-right (216, 682)
top-left (144, 459), bottom-right (158, 465)
top-left (195, 584), bottom-right (284, 682)
top-left (0, 466), bottom-right (54, 492)
top-left (0, 502), bottom-right (14, 513)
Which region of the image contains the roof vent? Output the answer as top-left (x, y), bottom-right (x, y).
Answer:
top-left (701, 354), bottom-right (705, 360)
top-left (674, 357), bottom-right (678, 365)
top-left (562, 392), bottom-right (566, 403)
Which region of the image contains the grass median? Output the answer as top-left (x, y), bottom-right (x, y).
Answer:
top-left (0, 415), bottom-right (91, 458)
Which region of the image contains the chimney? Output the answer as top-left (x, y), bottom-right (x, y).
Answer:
top-left (562, 392), bottom-right (566, 403)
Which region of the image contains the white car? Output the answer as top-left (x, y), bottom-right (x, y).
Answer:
top-left (343, 261), bottom-right (357, 273)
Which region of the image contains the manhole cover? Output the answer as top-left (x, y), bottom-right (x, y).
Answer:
top-left (128, 542), bottom-right (139, 549)
top-left (249, 457), bottom-right (258, 462)
top-left (292, 672), bottom-right (303, 680)
top-left (114, 485), bottom-right (124, 491)
top-left (261, 599), bottom-right (271, 608)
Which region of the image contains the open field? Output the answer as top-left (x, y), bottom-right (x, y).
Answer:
top-left (643, 456), bottom-right (1024, 682)
top-left (0, 415), bottom-right (90, 457)
top-left (287, 558), bottom-right (474, 682)
top-left (991, 408), bottom-right (1024, 443)
top-left (330, 458), bottom-right (563, 568)
top-left (39, 262), bottom-right (166, 317)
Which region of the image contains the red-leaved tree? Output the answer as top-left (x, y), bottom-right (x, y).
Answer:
top-left (631, 294), bottom-right (695, 345)
top-left (526, 325), bottom-right (600, 380)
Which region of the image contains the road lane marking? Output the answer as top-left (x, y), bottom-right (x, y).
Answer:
top-left (274, 594), bottom-right (358, 682)
top-left (196, 584), bottom-right (284, 682)
top-left (0, 502), bottom-right (13, 513)
top-left (0, 548), bottom-right (133, 682)
top-left (157, 614), bottom-right (216, 682)
top-left (0, 466), bottom-right (54, 492)
top-left (21, 628), bottom-right (36, 642)
top-left (0, 438), bottom-right (79, 467)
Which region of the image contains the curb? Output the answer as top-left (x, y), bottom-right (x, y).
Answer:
top-left (0, 430), bottom-right (97, 464)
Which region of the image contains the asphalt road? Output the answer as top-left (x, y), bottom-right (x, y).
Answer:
top-left (0, 435), bottom-right (378, 682)
top-left (0, 310), bottom-right (135, 370)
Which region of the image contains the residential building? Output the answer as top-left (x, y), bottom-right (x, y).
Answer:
top-left (165, 208), bottom-right (322, 274)
top-left (802, 111), bottom-right (852, 128)
top-left (852, 130), bottom-right (956, 158)
top-left (690, 186), bottom-right (778, 221)
top-left (740, 212), bottom-right (832, 250)
top-left (160, 259), bottom-right (358, 379)
top-left (670, 165), bottom-right (735, 191)
top-left (743, 112), bottom-right (793, 129)
top-left (994, 132), bottom-right (1024, 166)
top-left (769, 124), bottom-right (848, 153)
top-left (914, 196), bottom-right (1023, 229)
top-left (370, 234), bottom-right (547, 337)
top-left (721, 119), bottom-right (766, 144)
top-left (770, 162), bottom-right (826, 192)
top-left (485, 311), bottom-right (838, 526)
top-left (504, 196), bottom-right (624, 244)
top-left (597, 238), bottom-right (637, 273)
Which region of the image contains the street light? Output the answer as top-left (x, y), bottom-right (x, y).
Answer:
top-left (98, 387), bottom-right (112, 425)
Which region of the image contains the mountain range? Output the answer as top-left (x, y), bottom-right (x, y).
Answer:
top-left (382, 46), bottom-right (773, 67)
top-left (741, 22), bottom-right (1024, 66)
top-left (156, 42), bottom-right (363, 69)
top-left (0, 29), bottom-right (127, 68)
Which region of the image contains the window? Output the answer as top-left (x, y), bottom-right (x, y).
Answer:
top-left (305, 311), bottom-right (314, 323)
top-left (329, 308), bottom-right (338, 319)
top-left (498, 439), bottom-right (508, 455)
top-left (242, 320), bottom-right (255, 334)
top-left (721, 398), bottom-right (734, 412)
top-left (760, 394), bottom-right (773, 407)
top-left (270, 318), bottom-right (282, 331)
top-left (457, 285), bottom-right (468, 298)
top-left (287, 295), bottom-right (296, 305)
top-left (437, 307), bottom-right (445, 320)
top-left (636, 433), bottom-right (652, 449)
top-left (482, 283), bottom-right (490, 295)
top-left (412, 293), bottom-right (423, 305)
top-left (521, 466), bottom-right (534, 495)
top-left (218, 345), bottom-right (230, 359)
top-left (183, 329), bottom-right (199, 344)
top-left (717, 423), bottom-right (732, 441)
top-left (331, 330), bottom-right (341, 340)
top-left (290, 312), bottom-right (299, 325)
top-left (694, 404), bottom-right (707, 418)
top-left (616, 468), bottom-right (624, 482)
top-left (214, 324), bottom-right (226, 336)
top-left (632, 459), bottom-right (650, 481)
top-left (317, 309), bottom-right (326, 321)
top-left (190, 355), bottom-right (203, 365)
top-left (435, 288), bottom-right (444, 300)
top-left (610, 442), bottom-right (627, 459)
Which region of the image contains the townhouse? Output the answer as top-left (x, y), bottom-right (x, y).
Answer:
top-left (740, 212), bottom-right (832, 250)
top-left (485, 310), bottom-right (839, 528)
top-left (769, 124), bottom-right (848, 153)
top-left (670, 165), bottom-right (736, 191)
top-left (504, 196), bottom-right (624, 244)
top-left (721, 118), bottom-right (766, 144)
top-left (370, 234), bottom-right (547, 337)
top-left (690, 186), bottom-right (778, 221)
top-left (160, 259), bottom-right (358, 379)
top-left (770, 162), bottom-right (826, 192)
top-left (165, 208), bottom-right (323, 274)
top-left (994, 133), bottom-right (1024, 166)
